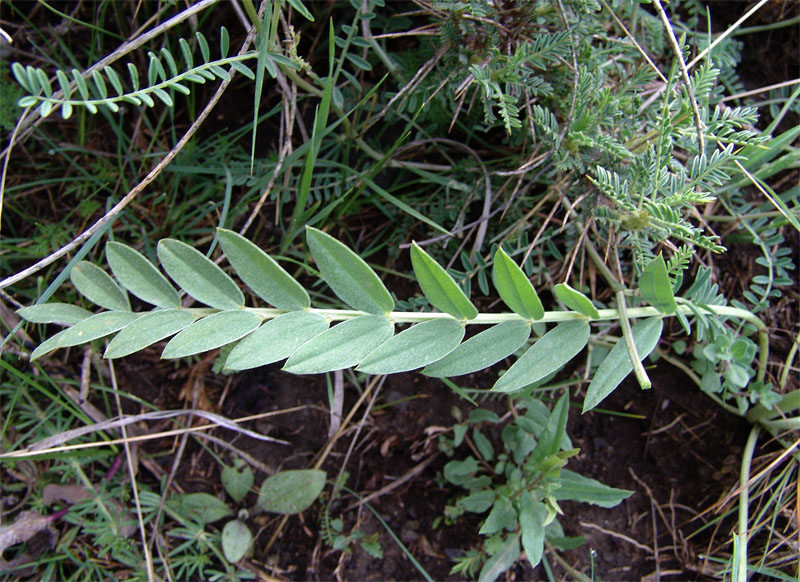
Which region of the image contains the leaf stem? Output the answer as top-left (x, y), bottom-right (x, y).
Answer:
top-left (735, 425), bottom-right (759, 582)
top-left (615, 290), bottom-right (652, 389)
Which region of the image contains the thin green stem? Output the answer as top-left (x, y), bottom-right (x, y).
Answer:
top-left (735, 425), bottom-right (759, 582)
top-left (616, 290), bottom-right (652, 389)
top-left (182, 302), bottom-right (766, 329)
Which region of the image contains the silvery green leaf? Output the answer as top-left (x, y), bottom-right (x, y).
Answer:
top-left (225, 311), bottom-right (329, 371)
top-left (222, 519), bottom-right (252, 563)
top-left (221, 463), bottom-right (254, 503)
top-left (70, 261), bottom-right (130, 311)
top-left (357, 318), bottom-right (464, 374)
top-left (17, 303), bottom-right (93, 325)
top-left (217, 228), bottom-right (309, 311)
top-left (554, 283), bottom-right (600, 319)
top-left (423, 320), bottom-right (530, 378)
top-left (30, 328), bottom-right (72, 361)
top-left (106, 241), bottom-right (180, 308)
top-left (283, 315), bottom-right (393, 374)
top-left (493, 320), bottom-right (589, 393)
top-left (479, 496), bottom-right (516, 535)
top-left (162, 311), bottom-right (261, 359)
top-left (56, 311), bottom-right (142, 349)
top-left (478, 534), bottom-right (520, 582)
top-left (104, 309), bottom-right (197, 359)
top-left (639, 253), bottom-right (677, 314)
top-left (583, 317), bottom-right (663, 412)
top-left (528, 393), bottom-right (569, 465)
top-left (257, 469), bottom-right (326, 514)
top-left (519, 492), bottom-right (547, 568)
top-left (553, 469), bottom-right (633, 508)
top-left (410, 242), bottom-right (477, 320)
top-left (158, 239), bottom-right (243, 310)
top-left (306, 227), bottom-right (393, 314)
top-left (169, 492), bottom-right (233, 526)
top-left (492, 248), bottom-right (544, 319)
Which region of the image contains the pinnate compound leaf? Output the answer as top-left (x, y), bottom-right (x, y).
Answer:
top-left (410, 242), bottom-right (477, 320)
top-left (225, 312), bottom-right (329, 370)
top-left (157, 239), bottom-right (243, 310)
top-left (217, 228), bottom-right (309, 311)
top-left (306, 227), bottom-right (393, 314)
top-left (639, 253), bottom-right (677, 314)
top-left (423, 320), bottom-right (530, 377)
top-left (357, 318), bottom-right (464, 374)
top-left (17, 303), bottom-right (93, 325)
top-left (492, 248), bottom-right (544, 319)
top-left (583, 317), bottom-right (663, 412)
top-left (493, 321), bottom-right (590, 393)
top-left (57, 311), bottom-right (141, 349)
top-left (283, 315), bottom-right (393, 374)
top-left (222, 519), bottom-right (252, 563)
top-left (553, 469), bottom-right (633, 508)
top-left (70, 261), bottom-right (130, 311)
top-left (104, 310), bottom-right (197, 359)
top-left (478, 534), bottom-right (520, 582)
top-left (520, 492), bottom-right (547, 569)
top-left (106, 242), bottom-right (180, 308)
top-left (554, 283), bottom-right (600, 319)
top-left (257, 469), bottom-right (326, 514)
top-left (162, 311), bottom-right (261, 359)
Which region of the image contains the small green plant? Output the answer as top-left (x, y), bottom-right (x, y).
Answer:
top-left (216, 462), bottom-right (326, 564)
top-left (437, 394), bottom-right (631, 580)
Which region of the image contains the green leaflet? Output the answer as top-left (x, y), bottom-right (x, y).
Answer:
top-left (528, 393), bottom-right (569, 465)
top-left (283, 315), bottom-right (393, 374)
top-left (30, 328), bottom-right (72, 361)
top-left (478, 534), bottom-right (520, 582)
top-left (161, 311), bottom-right (261, 359)
top-left (583, 317), bottom-right (663, 412)
top-left (639, 253), bottom-right (677, 314)
top-left (479, 496), bottom-right (516, 535)
top-left (552, 469), bottom-right (633, 508)
top-left (225, 311), bottom-right (329, 371)
top-left (157, 239), bottom-right (244, 310)
top-left (492, 248), bottom-right (544, 320)
top-left (553, 283), bottom-right (600, 319)
top-left (106, 241), bottom-right (180, 308)
top-left (104, 309), bottom-right (197, 359)
top-left (221, 463), bottom-right (254, 504)
top-left (306, 227), bottom-right (393, 314)
top-left (70, 261), bottom-right (130, 311)
top-left (17, 303), bottom-right (93, 325)
top-left (493, 320), bottom-right (590, 393)
top-left (256, 469), bottom-right (326, 514)
top-left (357, 318), bottom-right (464, 375)
top-left (410, 242), bottom-right (477, 320)
top-left (56, 311), bottom-right (141, 349)
top-left (169, 492), bottom-right (233, 527)
top-left (519, 492), bottom-right (547, 569)
top-left (423, 320), bottom-right (531, 378)
top-left (221, 519), bottom-right (252, 563)
top-left (217, 228), bottom-right (309, 311)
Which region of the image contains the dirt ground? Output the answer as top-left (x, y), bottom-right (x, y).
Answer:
top-left (113, 328), bottom-right (788, 582)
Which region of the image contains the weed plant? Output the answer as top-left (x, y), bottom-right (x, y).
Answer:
top-left (1, 0), bottom-right (798, 580)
